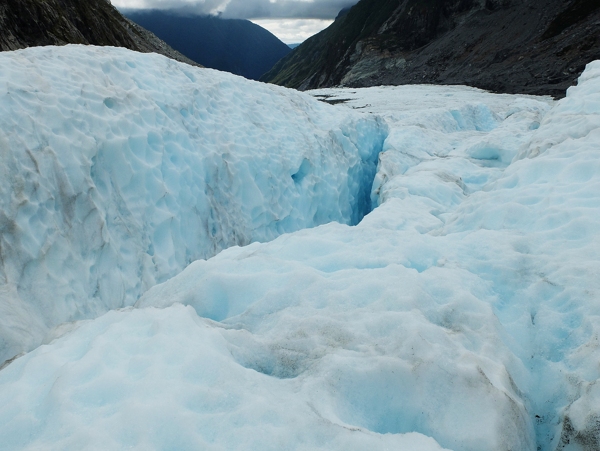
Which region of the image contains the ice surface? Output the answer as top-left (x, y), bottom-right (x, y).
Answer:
top-left (0, 45), bottom-right (386, 364)
top-left (134, 76), bottom-right (599, 450)
top-left (2, 47), bottom-right (600, 451)
top-left (0, 305), bottom-right (449, 451)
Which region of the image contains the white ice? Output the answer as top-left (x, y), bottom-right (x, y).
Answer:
top-left (1, 46), bottom-right (600, 451)
top-left (0, 45), bottom-right (386, 364)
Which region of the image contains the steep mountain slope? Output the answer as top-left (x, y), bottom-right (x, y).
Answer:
top-left (0, 0), bottom-right (197, 66)
top-left (262, 0), bottom-right (600, 97)
top-left (124, 11), bottom-right (291, 80)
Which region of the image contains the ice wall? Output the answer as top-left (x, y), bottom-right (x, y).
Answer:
top-left (0, 45), bottom-right (387, 364)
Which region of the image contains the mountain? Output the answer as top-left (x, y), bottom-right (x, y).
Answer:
top-left (123, 11), bottom-right (292, 80)
top-left (0, 0), bottom-right (197, 66)
top-left (262, 0), bottom-right (600, 97)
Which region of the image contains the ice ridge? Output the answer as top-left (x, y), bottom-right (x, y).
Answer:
top-left (0, 45), bottom-right (387, 365)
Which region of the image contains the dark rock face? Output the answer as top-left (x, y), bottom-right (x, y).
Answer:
top-left (262, 0), bottom-right (600, 97)
top-left (0, 0), bottom-right (197, 66)
top-left (123, 11), bottom-right (292, 80)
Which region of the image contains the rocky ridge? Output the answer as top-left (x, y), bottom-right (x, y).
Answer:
top-left (0, 0), bottom-right (198, 66)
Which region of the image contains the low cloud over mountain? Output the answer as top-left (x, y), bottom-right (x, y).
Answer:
top-left (114, 0), bottom-right (358, 19)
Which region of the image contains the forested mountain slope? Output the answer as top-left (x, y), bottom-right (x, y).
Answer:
top-left (124, 11), bottom-right (291, 80)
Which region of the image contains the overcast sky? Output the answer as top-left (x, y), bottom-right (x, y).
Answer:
top-left (113, 0), bottom-right (358, 43)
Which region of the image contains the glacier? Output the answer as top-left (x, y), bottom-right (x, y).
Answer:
top-left (1, 45), bottom-right (600, 451)
top-left (0, 45), bottom-right (386, 364)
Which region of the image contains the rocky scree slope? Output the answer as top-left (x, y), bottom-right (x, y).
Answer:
top-left (0, 0), bottom-right (197, 66)
top-left (262, 0), bottom-right (600, 97)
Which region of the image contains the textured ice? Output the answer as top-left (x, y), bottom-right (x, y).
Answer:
top-left (1, 47), bottom-right (600, 451)
top-left (0, 45), bottom-right (386, 364)
top-left (0, 305), bottom-right (448, 451)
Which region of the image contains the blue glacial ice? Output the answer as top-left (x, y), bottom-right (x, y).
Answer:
top-left (0, 45), bottom-right (386, 363)
top-left (1, 46), bottom-right (600, 451)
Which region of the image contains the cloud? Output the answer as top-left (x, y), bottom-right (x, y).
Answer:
top-left (112, 0), bottom-right (358, 20)
top-left (249, 18), bottom-right (334, 44)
